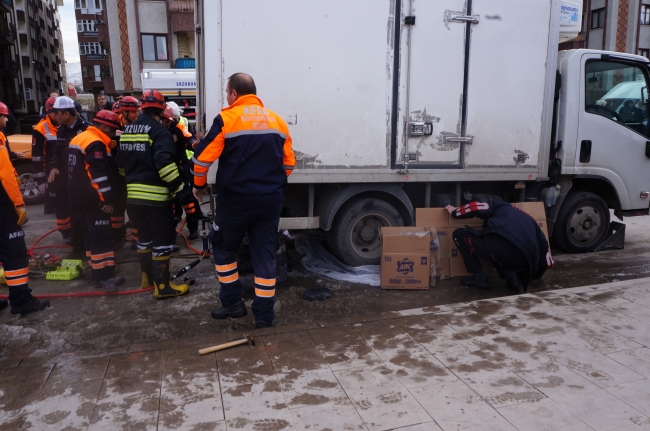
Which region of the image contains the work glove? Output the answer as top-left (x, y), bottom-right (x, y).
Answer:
top-left (38, 183), bottom-right (47, 195)
top-left (178, 186), bottom-right (193, 207)
top-left (15, 205), bottom-right (26, 226)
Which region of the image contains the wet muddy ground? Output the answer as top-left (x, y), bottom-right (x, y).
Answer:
top-left (2, 205), bottom-right (649, 363)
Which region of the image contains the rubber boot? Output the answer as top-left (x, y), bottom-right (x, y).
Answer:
top-left (138, 248), bottom-right (153, 288)
top-left (152, 256), bottom-right (189, 299)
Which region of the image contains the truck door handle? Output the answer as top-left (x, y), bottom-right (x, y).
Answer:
top-left (580, 140), bottom-right (592, 163)
top-left (646, 141), bottom-right (650, 158)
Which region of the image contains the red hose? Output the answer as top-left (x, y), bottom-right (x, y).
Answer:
top-left (4, 217), bottom-right (208, 299)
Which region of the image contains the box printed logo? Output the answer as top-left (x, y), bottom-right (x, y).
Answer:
top-left (397, 258), bottom-right (415, 275)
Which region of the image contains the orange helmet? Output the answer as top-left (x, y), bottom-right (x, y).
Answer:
top-left (140, 89), bottom-right (165, 110)
top-left (119, 96), bottom-right (139, 112)
top-left (161, 106), bottom-right (174, 120)
top-left (112, 101), bottom-right (121, 113)
top-left (0, 102), bottom-right (9, 116)
top-left (94, 110), bottom-right (122, 129)
top-left (45, 97), bottom-right (56, 112)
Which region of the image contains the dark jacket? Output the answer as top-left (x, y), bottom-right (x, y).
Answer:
top-left (452, 200), bottom-right (553, 286)
top-left (50, 116), bottom-right (90, 186)
top-left (191, 94), bottom-right (295, 202)
top-left (67, 126), bottom-right (117, 208)
top-left (116, 113), bottom-right (183, 206)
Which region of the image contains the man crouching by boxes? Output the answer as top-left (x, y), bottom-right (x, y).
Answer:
top-left (445, 200), bottom-right (554, 292)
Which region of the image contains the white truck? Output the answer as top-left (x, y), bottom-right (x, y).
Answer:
top-left (195, 0), bottom-right (650, 266)
top-left (141, 68), bottom-right (197, 127)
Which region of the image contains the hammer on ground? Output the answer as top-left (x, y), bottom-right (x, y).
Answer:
top-left (198, 334), bottom-right (255, 355)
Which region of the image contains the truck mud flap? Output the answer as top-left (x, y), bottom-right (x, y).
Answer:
top-left (594, 221), bottom-right (626, 252)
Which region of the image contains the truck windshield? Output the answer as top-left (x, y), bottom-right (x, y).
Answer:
top-left (585, 60), bottom-right (650, 136)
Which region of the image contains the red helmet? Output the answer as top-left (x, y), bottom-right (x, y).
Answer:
top-left (94, 109), bottom-right (122, 129)
top-left (112, 101), bottom-right (121, 113)
top-left (161, 106), bottom-right (174, 120)
top-left (140, 89), bottom-right (165, 110)
top-left (0, 102), bottom-right (9, 116)
top-left (119, 96), bottom-right (139, 111)
top-left (45, 97), bottom-right (56, 112)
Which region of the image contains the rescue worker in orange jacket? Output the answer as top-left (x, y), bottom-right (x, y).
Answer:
top-left (67, 110), bottom-right (126, 291)
top-left (32, 97), bottom-right (58, 214)
top-left (192, 73), bottom-right (295, 328)
top-left (0, 102), bottom-right (50, 315)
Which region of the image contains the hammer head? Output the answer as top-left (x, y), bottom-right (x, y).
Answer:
top-left (245, 334), bottom-right (255, 347)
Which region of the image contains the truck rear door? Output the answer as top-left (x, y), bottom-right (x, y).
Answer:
top-left (396, 0), bottom-right (555, 171)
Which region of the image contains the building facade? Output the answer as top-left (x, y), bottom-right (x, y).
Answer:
top-left (75, 0), bottom-right (194, 101)
top-left (14, 0), bottom-right (66, 115)
top-left (561, 0), bottom-right (650, 57)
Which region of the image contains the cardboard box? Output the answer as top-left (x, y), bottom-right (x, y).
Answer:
top-left (380, 227), bottom-right (430, 290)
top-left (416, 208), bottom-right (451, 259)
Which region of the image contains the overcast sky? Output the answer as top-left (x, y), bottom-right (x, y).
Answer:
top-left (60, 2), bottom-right (80, 64)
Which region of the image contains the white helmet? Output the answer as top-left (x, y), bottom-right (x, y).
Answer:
top-left (166, 101), bottom-right (183, 116)
top-left (166, 102), bottom-right (181, 120)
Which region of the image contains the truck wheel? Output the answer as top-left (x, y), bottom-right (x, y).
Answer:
top-left (15, 164), bottom-right (45, 205)
top-left (327, 197), bottom-right (403, 266)
top-left (553, 192), bottom-right (610, 253)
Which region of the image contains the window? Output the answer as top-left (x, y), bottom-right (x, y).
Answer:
top-left (27, 4), bottom-right (33, 18)
top-left (591, 8), bottom-right (605, 29)
top-left (79, 42), bottom-right (103, 55)
top-left (642, 5), bottom-right (650, 25)
top-left (585, 60), bottom-right (650, 137)
top-left (639, 49), bottom-right (650, 58)
top-left (25, 88), bottom-right (33, 101)
top-left (45, 75), bottom-right (51, 86)
top-left (75, 0), bottom-right (102, 12)
top-left (76, 20), bottom-right (97, 32)
top-left (142, 34), bottom-right (168, 61)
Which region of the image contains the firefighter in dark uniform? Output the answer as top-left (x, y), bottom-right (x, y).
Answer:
top-left (116, 96), bottom-right (140, 249)
top-left (48, 96), bottom-right (89, 257)
top-left (192, 73), bottom-right (296, 328)
top-left (447, 200), bottom-right (554, 292)
top-left (161, 105), bottom-right (201, 239)
top-left (32, 97), bottom-right (58, 214)
top-left (107, 101), bottom-right (126, 248)
top-left (0, 102), bottom-right (50, 315)
top-left (68, 110), bottom-right (125, 291)
top-left (117, 90), bottom-right (189, 298)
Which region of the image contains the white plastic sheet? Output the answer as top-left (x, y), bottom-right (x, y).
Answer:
top-left (293, 234), bottom-right (380, 287)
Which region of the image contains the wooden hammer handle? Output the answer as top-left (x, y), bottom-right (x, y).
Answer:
top-left (198, 338), bottom-right (249, 355)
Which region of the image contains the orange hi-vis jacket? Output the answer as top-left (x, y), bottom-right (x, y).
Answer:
top-left (191, 94), bottom-right (295, 199)
top-left (0, 131), bottom-right (23, 208)
top-left (67, 126), bottom-right (117, 208)
top-left (32, 116), bottom-right (59, 185)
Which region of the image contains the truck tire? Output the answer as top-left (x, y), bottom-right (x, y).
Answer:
top-left (15, 164), bottom-right (45, 205)
top-left (553, 192), bottom-right (610, 253)
top-left (327, 197), bottom-right (403, 266)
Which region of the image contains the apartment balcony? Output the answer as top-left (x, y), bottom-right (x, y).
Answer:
top-left (0, 0), bottom-right (12, 13)
top-left (0, 60), bottom-right (19, 77)
top-left (0, 25), bottom-right (16, 45)
top-left (53, 38), bottom-right (58, 47)
top-left (174, 58), bottom-right (195, 69)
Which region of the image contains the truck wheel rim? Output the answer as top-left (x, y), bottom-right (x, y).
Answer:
top-left (349, 213), bottom-right (390, 260)
top-left (18, 173), bottom-right (39, 199)
top-left (568, 205), bottom-right (602, 246)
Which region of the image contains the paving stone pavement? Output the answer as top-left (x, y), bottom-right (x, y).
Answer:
top-left (4, 279), bottom-right (650, 430)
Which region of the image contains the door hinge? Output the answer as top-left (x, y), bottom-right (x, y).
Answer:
top-left (449, 13), bottom-right (480, 24)
top-left (404, 16), bottom-right (416, 25)
top-left (443, 135), bottom-right (473, 144)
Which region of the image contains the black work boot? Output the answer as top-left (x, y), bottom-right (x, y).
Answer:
top-left (0, 299), bottom-right (7, 310)
top-left (211, 299), bottom-right (248, 319)
top-left (460, 273), bottom-right (490, 290)
top-left (505, 275), bottom-right (521, 289)
top-left (152, 256), bottom-right (189, 299)
top-left (138, 248), bottom-right (154, 289)
top-left (255, 320), bottom-right (272, 329)
top-left (188, 230), bottom-right (198, 240)
top-left (11, 298), bottom-right (50, 315)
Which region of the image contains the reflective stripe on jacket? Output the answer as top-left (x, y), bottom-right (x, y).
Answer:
top-left (191, 94), bottom-right (296, 199)
top-left (67, 126), bottom-right (117, 208)
top-left (32, 117), bottom-right (59, 185)
top-left (116, 114), bottom-right (183, 206)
